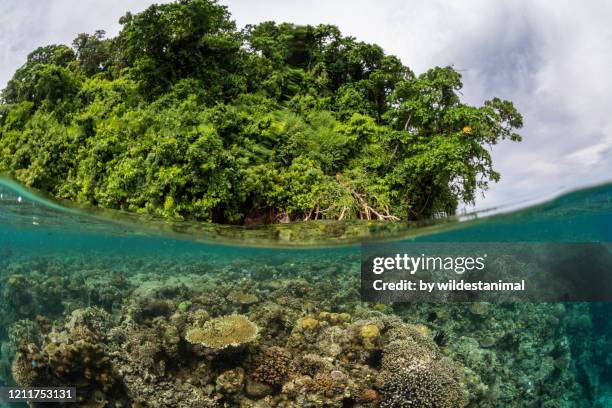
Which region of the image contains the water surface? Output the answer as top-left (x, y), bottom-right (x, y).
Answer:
top-left (1, 177), bottom-right (611, 407)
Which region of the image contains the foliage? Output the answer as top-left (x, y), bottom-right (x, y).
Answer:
top-left (0, 0), bottom-right (523, 223)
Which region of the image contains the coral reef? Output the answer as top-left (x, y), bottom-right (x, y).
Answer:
top-left (9, 308), bottom-right (122, 406)
top-left (0, 252), bottom-right (600, 407)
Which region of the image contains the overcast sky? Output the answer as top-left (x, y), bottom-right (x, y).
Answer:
top-left (1, 0), bottom-right (611, 210)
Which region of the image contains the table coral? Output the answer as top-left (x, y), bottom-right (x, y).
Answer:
top-left (185, 314), bottom-right (259, 350)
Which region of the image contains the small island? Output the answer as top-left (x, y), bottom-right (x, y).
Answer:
top-left (0, 0), bottom-right (522, 224)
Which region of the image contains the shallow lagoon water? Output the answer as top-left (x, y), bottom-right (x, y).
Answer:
top-left (1, 177), bottom-right (611, 407)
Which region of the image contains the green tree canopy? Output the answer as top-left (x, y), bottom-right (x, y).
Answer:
top-left (0, 0), bottom-right (523, 224)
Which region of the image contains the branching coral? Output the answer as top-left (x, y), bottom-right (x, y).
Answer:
top-left (253, 346), bottom-right (293, 386)
top-left (11, 345), bottom-right (40, 387)
top-left (43, 329), bottom-right (114, 392)
top-left (378, 326), bottom-right (467, 408)
top-left (379, 362), bottom-right (467, 408)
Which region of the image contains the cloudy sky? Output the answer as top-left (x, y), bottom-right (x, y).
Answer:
top-left (1, 0), bottom-right (611, 210)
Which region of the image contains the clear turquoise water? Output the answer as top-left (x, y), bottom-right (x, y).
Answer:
top-left (1, 177), bottom-right (612, 407)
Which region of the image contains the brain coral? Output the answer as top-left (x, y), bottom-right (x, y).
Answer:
top-left (185, 314), bottom-right (259, 350)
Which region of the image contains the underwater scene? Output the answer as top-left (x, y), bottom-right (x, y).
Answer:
top-left (1, 176), bottom-right (612, 408)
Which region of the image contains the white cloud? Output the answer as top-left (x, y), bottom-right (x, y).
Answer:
top-left (0, 0), bottom-right (158, 89)
top-left (1, 0), bottom-right (610, 210)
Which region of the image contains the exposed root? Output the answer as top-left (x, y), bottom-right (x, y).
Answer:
top-left (349, 188), bottom-right (400, 221)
